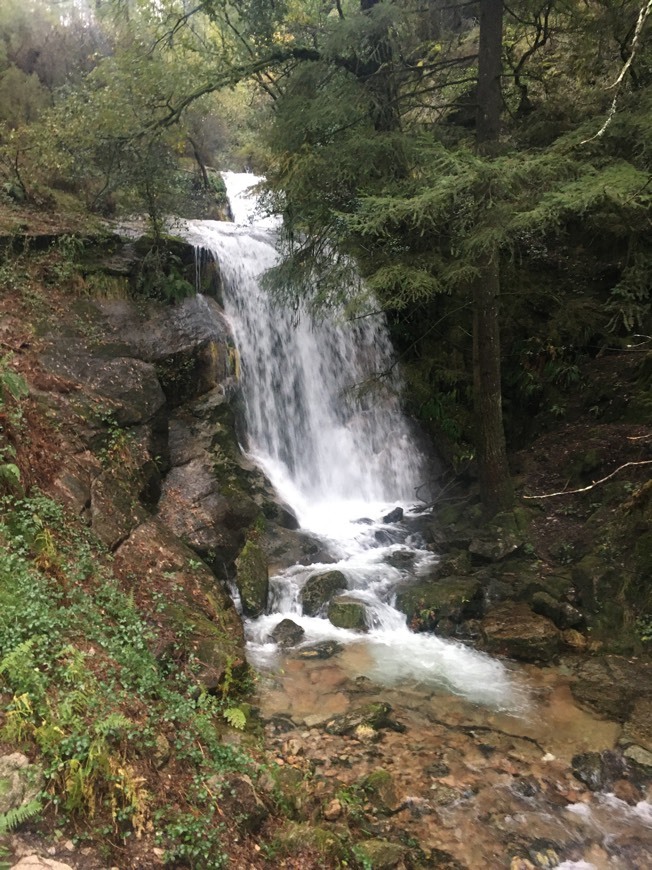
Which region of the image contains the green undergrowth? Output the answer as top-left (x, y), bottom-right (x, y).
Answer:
top-left (0, 491), bottom-right (257, 867)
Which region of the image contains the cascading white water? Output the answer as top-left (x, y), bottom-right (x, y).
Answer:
top-left (188, 173), bottom-right (424, 526)
top-left (183, 172), bottom-right (526, 711)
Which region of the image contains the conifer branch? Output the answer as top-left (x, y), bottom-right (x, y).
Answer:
top-left (522, 460), bottom-right (652, 499)
top-left (581, 0), bottom-right (652, 144)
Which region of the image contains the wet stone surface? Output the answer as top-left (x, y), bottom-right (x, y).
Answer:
top-left (255, 649), bottom-right (652, 869)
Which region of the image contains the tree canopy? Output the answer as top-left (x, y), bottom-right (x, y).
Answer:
top-left (1, 0), bottom-right (651, 508)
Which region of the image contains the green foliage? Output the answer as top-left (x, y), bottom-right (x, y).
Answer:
top-left (0, 798), bottom-right (41, 836)
top-left (636, 615), bottom-right (652, 643)
top-left (223, 706), bottom-right (247, 730)
top-left (0, 490), bottom-right (256, 857)
top-left (135, 246), bottom-right (195, 302)
top-left (0, 355), bottom-right (28, 407)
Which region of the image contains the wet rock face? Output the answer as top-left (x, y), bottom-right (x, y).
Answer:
top-left (571, 750), bottom-right (627, 791)
top-left (301, 570), bottom-right (348, 616)
top-left (620, 696), bottom-right (652, 758)
top-left (571, 656), bottom-right (652, 721)
top-left (480, 601), bottom-right (561, 662)
top-left (235, 540), bottom-right (269, 618)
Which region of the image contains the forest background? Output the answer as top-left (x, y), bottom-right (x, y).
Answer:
top-left (1, 0), bottom-right (651, 506)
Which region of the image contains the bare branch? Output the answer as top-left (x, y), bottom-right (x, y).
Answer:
top-left (582, 0), bottom-right (652, 144)
top-left (522, 460), bottom-right (652, 499)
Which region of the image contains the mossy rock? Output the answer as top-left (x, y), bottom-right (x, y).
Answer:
top-left (362, 769), bottom-right (401, 814)
top-left (395, 576), bottom-right (481, 627)
top-left (328, 595), bottom-right (368, 631)
top-left (235, 540), bottom-right (269, 618)
top-left (272, 822), bottom-right (348, 862)
top-left (301, 570), bottom-right (347, 616)
top-left (355, 838), bottom-right (409, 869)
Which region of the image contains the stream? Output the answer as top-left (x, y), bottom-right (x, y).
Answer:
top-left (183, 174), bottom-right (652, 869)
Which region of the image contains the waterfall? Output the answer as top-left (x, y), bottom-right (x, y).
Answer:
top-left (183, 173), bottom-right (525, 711)
top-left (185, 172), bottom-right (424, 529)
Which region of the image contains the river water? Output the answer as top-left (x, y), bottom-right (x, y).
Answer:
top-left (182, 173), bottom-right (651, 868)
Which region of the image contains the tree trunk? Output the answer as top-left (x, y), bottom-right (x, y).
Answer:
top-left (473, 0), bottom-right (513, 515)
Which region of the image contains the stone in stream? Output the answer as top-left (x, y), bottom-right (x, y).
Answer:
top-left (382, 506), bottom-right (404, 523)
top-left (295, 640), bottom-right (343, 660)
top-left (571, 749), bottom-right (627, 791)
top-left (328, 595), bottom-right (368, 631)
top-left (394, 576), bottom-right (481, 632)
top-left (270, 618), bottom-right (305, 648)
top-left (301, 570), bottom-right (347, 616)
top-left (324, 702), bottom-right (405, 735)
top-left (383, 549), bottom-right (415, 569)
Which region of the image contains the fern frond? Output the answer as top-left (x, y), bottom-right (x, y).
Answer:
top-left (0, 798), bottom-right (41, 835)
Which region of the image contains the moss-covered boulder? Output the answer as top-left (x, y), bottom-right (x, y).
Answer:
top-left (395, 576), bottom-right (480, 630)
top-left (301, 570), bottom-right (347, 616)
top-left (328, 595), bottom-right (368, 631)
top-left (235, 540), bottom-right (269, 618)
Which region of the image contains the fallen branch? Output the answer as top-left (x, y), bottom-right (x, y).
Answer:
top-left (522, 460), bottom-right (652, 499)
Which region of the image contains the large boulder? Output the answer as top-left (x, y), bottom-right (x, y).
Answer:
top-left (480, 601), bottom-right (561, 662)
top-left (97, 294), bottom-right (232, 406)
top-left (301, 570), bottom-right (348, 616)
top-left (40, 342), bottom-right (166, 428)
top-left (157, 457), bottom-right (258, 567)
top-left (395, 576), bottom-right (480, 632)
